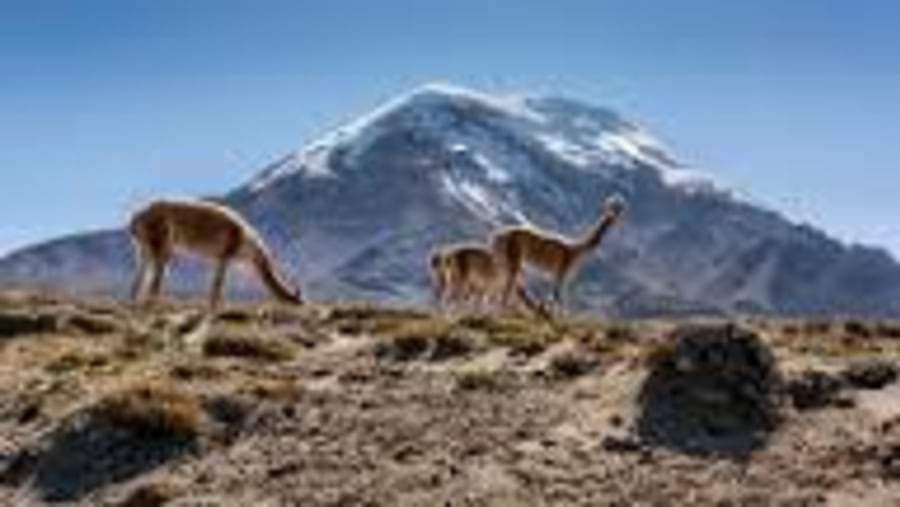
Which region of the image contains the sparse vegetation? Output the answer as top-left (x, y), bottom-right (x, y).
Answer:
top-left (92, 380), bottom-right (204, 439)
top-left (374, 318), bottom-right (477, 362)
top-left (547, 347), bottom-right (600, 379)
top-left (324, 303), bottom-right (432, 336)
top-left (844, 320), bottom-right (873, 338)
top-left (168, 361), bottom-right (224, 381)
top-left (453, 365), bottom-right (501, 391)
top-left (241, 378), bottom-right (304, 402)
top-left (459, 313), bottom-right (554, 355)
top-left (5, 292), bottom-right (900, 504)
top-left (116, 480), bottom-right (185, 507)
top-left (203, 331), bottom-right (296, 362)
top-left (45, 349), bottom-right (109, 374)
top-left (876, 322), bottom-right (900, 339)
top-left (65, 312), bottom-right (120, 335)
top-left (604, 322), bottom-right (637, 342)
top-left (0, 310), bottom-right (57, 338)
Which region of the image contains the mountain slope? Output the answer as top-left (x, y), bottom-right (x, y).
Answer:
top-left (2, 83), bottom-right (899, 317)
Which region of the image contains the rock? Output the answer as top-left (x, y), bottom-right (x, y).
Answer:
top-left (785, 370), bottom-right (846, 410)
top-left (636, 324), bottom-right (781, 456)
top-left (842, 359), bottom-right (899, 390)
top-left (601, 435), bottom-right (644, 454)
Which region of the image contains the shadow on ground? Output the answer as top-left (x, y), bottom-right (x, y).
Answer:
top-left (1, 412), bottom-right (197, 502)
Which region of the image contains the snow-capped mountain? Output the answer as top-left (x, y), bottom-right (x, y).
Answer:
top-left (2, 83), bottom-right (899, 317)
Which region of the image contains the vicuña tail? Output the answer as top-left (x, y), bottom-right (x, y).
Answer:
top-left (251, 244), bottom-right (303, 304)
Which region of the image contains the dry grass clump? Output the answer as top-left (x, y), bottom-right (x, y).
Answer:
top-left (113, 329), bottom-right (165, 362)
top-left (547, 348), bottom-right (600, 379)
top-left (241, 378), bottom-right (305, 403)
top-left (802, 320), bottom-right (832, 336)
top-left (92, 380), bottom-right (204, 439)
top-left (603, 322), bottom-right (638, 343)
top-left (116, 480), bottom-right (185, 507)
top-left (44, 348), bottom-right (110, 374)
top-left (168, 361), bottom-right (224, 381)
top-left (203, 331), bottom-right (296, 362)
top-left (453, 365), bottom-right (501, 391)
top-left (876, 322), bottom-right (900, 339)
top-left (0, 309), bottom-right (57, 338)
top-left (324, 303), bottom-right (431, 336)
top-left (844, 320), bottom-right (873, 338)
top-left (64, 311), bottom-right (120, 335)
top-left (374, 317), bottom-right (477, 362)
top-left (458, 314), bottom-right (554, 355)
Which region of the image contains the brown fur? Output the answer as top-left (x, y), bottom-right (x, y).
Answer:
top-left (429, 243), bottom-right (547, 318)
top-left (128, 199), bottom-right (302, 310)
top-left (491, 195), bottom-right (625, 309)
top-left (430, 244), bottom-right (499, 306)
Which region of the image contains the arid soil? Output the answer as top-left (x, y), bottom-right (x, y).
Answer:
top-left (2, 290), bottom-right (900, 506)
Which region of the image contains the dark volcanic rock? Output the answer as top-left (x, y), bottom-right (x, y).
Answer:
top-left (842, 359), bottom-right (899, 390)
top-left (637, 324), bottom-right (781, 456)
top-left (785, 370), bottom-right (848, 410)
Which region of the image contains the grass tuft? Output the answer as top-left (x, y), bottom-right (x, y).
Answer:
top-left (92, 380), bottom-right (204, 439)
top-left (203, 332), bottom-right (296, 362)
top-left (453, 365), bottom-right (501, 391)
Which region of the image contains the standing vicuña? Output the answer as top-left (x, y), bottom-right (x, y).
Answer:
top-left (129, 198), bottom-right (303, 310)
top-left (429, 243), bottom-right (546, 317)
top-left (429, 244), bottom-right (500, 307)
top-left (490, 194), bottom-right (625, 310)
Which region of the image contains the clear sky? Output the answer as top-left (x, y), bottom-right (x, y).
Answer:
top-left (1, 0), bottom-right (898, 257)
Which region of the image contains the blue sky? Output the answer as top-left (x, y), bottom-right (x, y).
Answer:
top-left (1, 0), bottom-right (898, 257)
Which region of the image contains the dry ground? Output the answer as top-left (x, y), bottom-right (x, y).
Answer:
top-left (2, 290), bottom-right (900, 506)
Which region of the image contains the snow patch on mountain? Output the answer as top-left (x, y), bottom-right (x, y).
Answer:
top-left (247, 82), bottom-right (720, 199)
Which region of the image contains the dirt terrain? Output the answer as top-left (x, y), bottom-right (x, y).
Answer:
top-left (3, 290), bottom-right (900, 506)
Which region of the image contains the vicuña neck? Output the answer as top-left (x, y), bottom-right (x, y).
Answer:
top-left (574, 214), bottom-right (616, 256)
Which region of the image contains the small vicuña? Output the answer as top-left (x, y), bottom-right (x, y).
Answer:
top-left (429, 242), bottom-right (545, 317)
top-left (430, 243), bottom-right (500, 307)
top-left (128, 198), bottom-right (302, 310)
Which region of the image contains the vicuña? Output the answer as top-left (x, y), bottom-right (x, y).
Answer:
top-left (128, 198), bottom-right (303, 310)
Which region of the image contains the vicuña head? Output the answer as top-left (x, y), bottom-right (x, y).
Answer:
top-left (128, 198), bottom-right (303, 311)
top-left (602, 193), bottom-right (627, 221)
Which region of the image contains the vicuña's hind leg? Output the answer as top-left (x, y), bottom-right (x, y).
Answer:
top-left (208, 257), bottom-right (230, 312)
top-left (139, 217), bottom-right (172, 305)
top-left (147, 257), bottom-right (170, 304)
top-left (551, 277), bottom-right (567, 312)
top-left (499, 262), bottom-right (522, 308)
top-left (494, 239), bottom-right (522, 309)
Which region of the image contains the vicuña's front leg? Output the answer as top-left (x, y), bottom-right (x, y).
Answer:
top-left (148, 258), bottom-right (169, 304)
top-left (130, 257), bottom-right (149, 304)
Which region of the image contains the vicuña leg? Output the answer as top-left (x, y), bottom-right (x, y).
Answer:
top-left (130, 255), bottom-right (149, 303)
top-left (147, 257), bottom-right (169, 304)
top-left (208, 257), bottom-right (230, 312)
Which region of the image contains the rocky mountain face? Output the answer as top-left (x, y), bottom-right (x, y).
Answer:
top-left (2, 83), bottom-right (899, 317)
